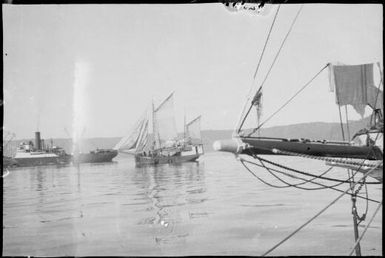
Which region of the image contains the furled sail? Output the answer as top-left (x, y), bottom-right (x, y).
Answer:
top-left (328, 63), bottom-right (384, 116)
top-left (186, 115), bottom-right (202, 144)
top-left (114, 111), bottom-right (149, 154)
top-left (153, 92), bottom-right (178, 148)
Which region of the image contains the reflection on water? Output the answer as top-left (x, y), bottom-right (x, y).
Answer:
top-left (133, 162), bottom-right (207, 245)
top-left (3, 153), bottom-right (382, 256)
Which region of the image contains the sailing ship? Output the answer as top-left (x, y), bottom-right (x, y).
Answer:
top-left (214, 2), bottom-right (382, 256)
top-left (114, 92), bottom-right (204, 166)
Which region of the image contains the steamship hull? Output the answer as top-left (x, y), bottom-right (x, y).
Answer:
top-left (13, 154), bottom-right (60, 167)
top-left (73, 150), bottom-right (118, 164)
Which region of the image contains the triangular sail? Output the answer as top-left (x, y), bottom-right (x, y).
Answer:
top-left (153, 92), bottom-right (178, 148)
top-left (186, 115), bottom-right (202, 144)
top-left (114, 111), bottom-right (149, 154)
top-left (134, 118), bottom-right (150, 154)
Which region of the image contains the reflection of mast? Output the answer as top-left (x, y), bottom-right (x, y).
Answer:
top-left (133, 164), bottom-right (207, 244)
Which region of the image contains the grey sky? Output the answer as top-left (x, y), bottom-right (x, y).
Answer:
top-left (3, 4), bottom-right (383, 139)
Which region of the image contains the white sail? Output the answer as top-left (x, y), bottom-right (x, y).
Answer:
top-left (114, 111), bottom-right (149, 153)
top-left (186, 115), bottom-right (202, 144)
top-left (153, 92), bottom-right (178, 148)
top-left (134, 118), bottom-right (151, 153)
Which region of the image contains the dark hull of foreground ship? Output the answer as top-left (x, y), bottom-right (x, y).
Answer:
top-left (73, 149), bottom-right (118, 164)
top-left (215, 137), bottom-right (382, 160)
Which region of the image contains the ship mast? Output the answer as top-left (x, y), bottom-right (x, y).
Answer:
top-left (183, 110), bottom-right (186, 147)
top-left (152, 99), bottom-right (156, 151)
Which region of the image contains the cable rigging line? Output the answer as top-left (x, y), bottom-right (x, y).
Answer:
top-left (239, 157), bottom-right (380, 203)
top-left (261, 161), bottom-right (383, 256)
top-left (249, 64), bottom-right (328, 136)
top-left (348, 200), bottom-right (383, 256)
top-left (238, 4), bottom-right (304, 133)
top-left (253, 5), bottom-right (281, 81)
top-left (237, 5), bottom-right (281, 134)
top-left (259, 4), bottom-right (304, 88)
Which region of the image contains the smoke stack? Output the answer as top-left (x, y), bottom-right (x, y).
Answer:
top-left (35, 132), bottom-right (41, 150)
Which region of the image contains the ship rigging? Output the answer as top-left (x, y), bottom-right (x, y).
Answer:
top-left (215, 2), bottom-right (383, 256)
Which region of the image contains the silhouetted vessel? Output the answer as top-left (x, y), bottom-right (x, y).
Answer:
top-left (13, 132), bottom-right (71, 167)
top-left (115, 92), bottom-right (204, 166)
top-left (73, 148), bottom-right (118, 164)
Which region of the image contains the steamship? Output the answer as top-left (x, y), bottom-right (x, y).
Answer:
top-left (13, 132), bottom-right (72, 167)
top-left (72, 148), bottom-right (118, 164)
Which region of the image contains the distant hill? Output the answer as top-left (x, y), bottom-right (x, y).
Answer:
top-left (5, 117), bottom-right (371, 156)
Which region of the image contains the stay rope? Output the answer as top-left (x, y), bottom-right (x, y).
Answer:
top-left (237, 4), bottom-right (303, 134)
top-left (348, 200), bottom-right (383, 256)
top-left (237, 4), bottom-right (281, 134)
top-left (260, 161), bottom-right (383, 256)
top-left (249, 64), bottom-right (329, 136)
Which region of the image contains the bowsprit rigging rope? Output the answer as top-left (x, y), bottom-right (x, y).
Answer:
top-left (237, 130), bottom-right (382, 254)
top-left (249, 151), bottom-right (380, 185)
top-left (239, 157), bottom-right (380, 203)
top-left (260, 161), bottom-right (382, 256)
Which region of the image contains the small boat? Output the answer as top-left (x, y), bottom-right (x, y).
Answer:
top-left (72, 148), bottom-right (118, 164)
top-left (115, 92), bottom-right (204, 166)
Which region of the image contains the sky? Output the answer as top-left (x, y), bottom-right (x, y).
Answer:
top-left (3, 3), bottom-right (383, 139)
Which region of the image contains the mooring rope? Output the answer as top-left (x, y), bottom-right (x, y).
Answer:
top-left (261, 161), bottom-right (383, 256)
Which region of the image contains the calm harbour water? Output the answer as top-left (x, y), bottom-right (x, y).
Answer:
top-left (3, 152), bottom-right (382, 256)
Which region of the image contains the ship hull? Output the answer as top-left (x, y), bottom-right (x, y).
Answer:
top-left (3, 156), bottom-right (18, 168)
top-left (135, 153), bottom-right (200, 166)
top-left (73, 150), bottom-right (118, 164)
top-left (14, 156), bottom-right (60, 167)
top-left (240, 137), bottom-right (382, 160)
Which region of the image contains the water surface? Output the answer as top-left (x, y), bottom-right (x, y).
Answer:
top-left (3, 152), bottom-right (382, 256)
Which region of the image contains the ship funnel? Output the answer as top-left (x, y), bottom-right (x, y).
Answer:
top-left (213, 138), bottom-right (243, 154)
top-left (35, 131), bottom-right (41, 150)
